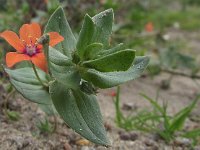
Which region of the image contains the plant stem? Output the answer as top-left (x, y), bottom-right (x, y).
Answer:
top-left (115, 86), bottom-right (123, 126)
top-left (52, 115), bottom-right (57, 133)
top-left (31, 63), bottom-right (48, 87)
top-left (3, 90), bottom-right (15, 117)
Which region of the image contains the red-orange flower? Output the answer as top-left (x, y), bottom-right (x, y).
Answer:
top-left (145, 22), bottom-right (154, 32)
top-left (0, 23), bottom-right (64, 72)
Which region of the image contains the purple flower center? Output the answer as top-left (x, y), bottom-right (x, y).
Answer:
top-left (25, 45), bottom-right (38, 56)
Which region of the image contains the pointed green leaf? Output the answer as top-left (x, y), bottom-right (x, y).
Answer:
top-left (169, 96), bottom-right (199, 132)
top-left (45, 6), bottom-right (76, 57)
top-left (76, 9), bottom-right (114, 59)
top-left (49, 46), bottom-right (73, 66)
top-left (38, 103), bottom-right (56, 116)
top-left (97, 43), bottom-right (124, 57)
top-left (82, 50), bottom-right (135, 72)
top-left (83, 43), bottom-right (103, 60)
top-left (77, 14), bottom-right (95, 59)
top-left (82, 56), bottom-right (150, 88)
top-left (4, 67), bottom-right (51, 104)
top-left (50, 80), bottom-right (110, 146)
top-left (182, 128), bottom-right (200, 139)
top-left (92, 9), bottom-right (114, 47)
top-left (49, 47), bottom-right (81, 89)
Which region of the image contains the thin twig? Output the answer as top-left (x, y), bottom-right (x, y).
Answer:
top-left (161, 69), bottom-right (200, 79)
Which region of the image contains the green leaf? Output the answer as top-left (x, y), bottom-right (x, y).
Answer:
top-left (45, 6), bottom-right (76, 57)
top-left (38, 103), bottom-right (56, 116)
top-left (92, 9), bottom-right (114, 47)
top-left (169, 95), bottom-right (199, 133)
top-left (76, 9), bottom-right (114, 59)
top-left (49, 46), bottom-right (73, 66)
top-left (50, 80), bottom-right (110, 146)
top-left (76, 14), bottom-right (95, 59)
top-left (82, 56), bottom-right (149, 88)
top-left (6, 110), bottom-right (20, 121)
top-left (49, 47), bottom-right (81, 89)
top-left (140, 94), bottom-right (165, 115)
top-left (97, 43), bottom-right (124, 57)
top-left (4, 67), bottom-right (51, 104)
top-left (82, 49), bottom-right (135, 72)
top-left (182, 128), bottom-right (200, 139)
top-left (83, 43), bottom-right (103, 60)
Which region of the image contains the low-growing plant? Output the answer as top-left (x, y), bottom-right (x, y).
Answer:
top-left (6, 110), bottom-right (20, 121)
top-left (113, 86), bottom-right (200, 144)
top-left (0, 6), bottom-right (149, 146)
top-left (37, 118), bottom-right (54, 134)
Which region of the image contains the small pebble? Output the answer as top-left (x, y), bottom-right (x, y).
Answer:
top-left (76, 139), bottom-right (90, 146)
top-left (119, 131), bottom-right (138, 141)
top-left (63, 142), bottom-right (72, 150)
top-left (174, 137), bottom-right (192, 147)
top-left (144, 139), bottom-right (159, 150)
top-left (104, 122), bottom-right (112, 131)
top-left (81, 146), bottom-right (95, 150)
top-left (122, 103), bottom-right (137, 111)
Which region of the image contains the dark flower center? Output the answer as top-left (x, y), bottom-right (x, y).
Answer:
top-left (25, 45), bottom-right (38, 56)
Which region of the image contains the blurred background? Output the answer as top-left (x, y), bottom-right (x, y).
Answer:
top-left (0, 0), bottom-right (200, 149)
top-left (0, 0), bottom-right (200, 76)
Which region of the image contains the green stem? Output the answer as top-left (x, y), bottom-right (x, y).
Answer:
top-left (51, 115), bottom-right (57, 133)
top-left (115, 86), bottom-right (123, 126)
top-left (32, 63), bottom-right (48, 87)
top-left (3, 90), bottom-right (15, 117)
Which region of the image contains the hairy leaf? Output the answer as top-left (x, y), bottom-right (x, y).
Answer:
top-left (49, 47), bottom-right (81, 89)
top-left (45, 6), bottom-right (76, 57)
top-left (4, 67), bottom-right (51, 104)
top-left (82, 50), bottom-right (135, 72)
top-left (82, 56), bottom-right (149, 88)
top-left (50, 80), bottom-right (110, 146)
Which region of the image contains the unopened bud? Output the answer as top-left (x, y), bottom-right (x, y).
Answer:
top-left (37, 34), bottom-right (49, 45)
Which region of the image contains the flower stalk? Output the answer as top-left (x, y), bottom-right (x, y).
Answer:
top-left (31, 63), bottom-right (48, 88)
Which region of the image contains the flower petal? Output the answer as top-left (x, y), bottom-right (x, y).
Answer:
top-left (31, 53), bottom-right (47, 72)
top-left (1, 31), bottom-right (25, 52)
top-left (48, 32), bottom-right (64, 47)
top-left (6, 52), bottom-right (30, 67)
top-left (19, 23), bottom-right (41, 44)
top-left (37, 44), bottom-right (43, 52)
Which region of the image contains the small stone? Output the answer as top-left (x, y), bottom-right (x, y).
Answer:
top-left (119, 132), bottom-right (130, 141)
top-left (104, 122), bottom-right (112, 131)
top-left (174, 137), bottom-right (192, 147)
top-left (122, 103), bottom-right (137, 111)
top-left (76, 139), bottom-right (90, 146)
top-left (119, 131), bottom-right (138, 141)
top-left (129, 132), bottom-right (139, 141)
top-left (81, 146), bottom-right (95, 150)
top-left (144, 139), bottom-right (159, 150)
top-left (63, 142), bottom-right (72, 150)
top-left (160, 80), bottom-right (170, 90)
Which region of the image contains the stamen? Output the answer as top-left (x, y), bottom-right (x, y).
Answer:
top-left (21, 39), bottom-right (27, 46)
top-left (35, 38), bottom-right (39, 45)
top-left (28, 35), bottom-right (33, 44)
